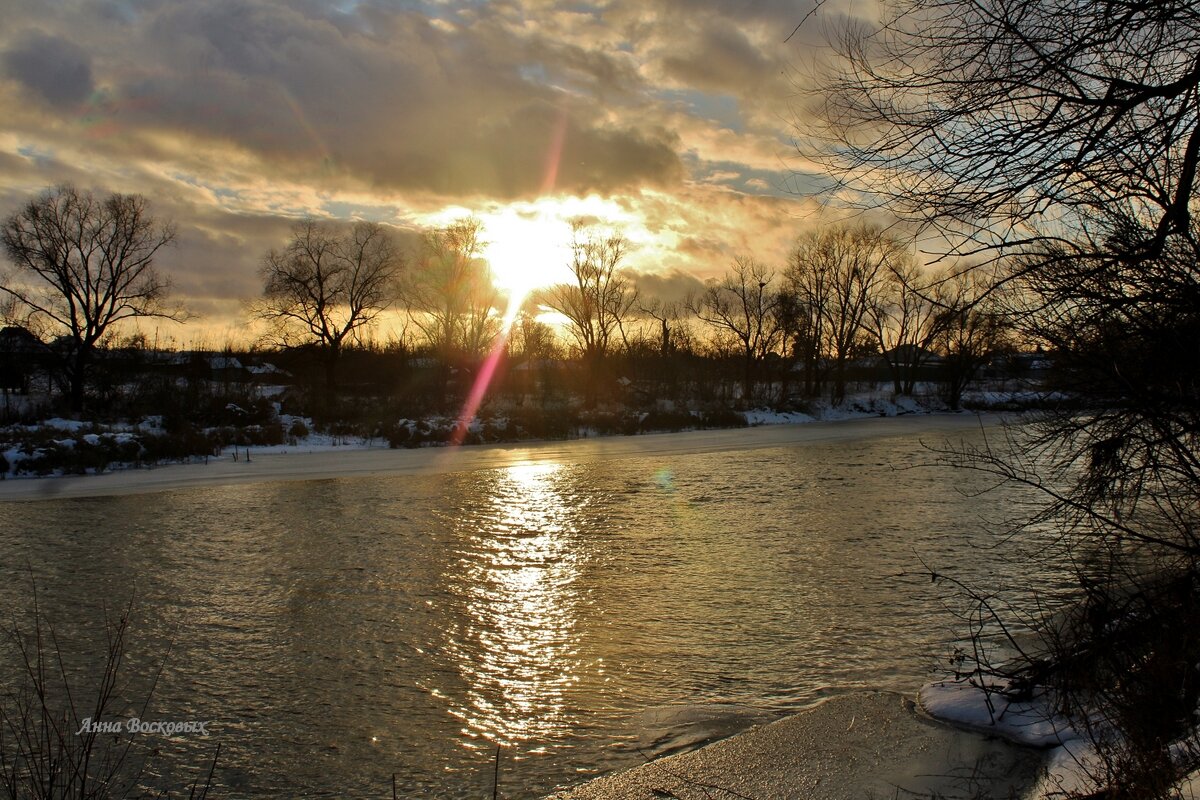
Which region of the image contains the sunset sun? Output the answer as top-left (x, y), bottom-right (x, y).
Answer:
top-left (481, 209), bottom-right (574, 304)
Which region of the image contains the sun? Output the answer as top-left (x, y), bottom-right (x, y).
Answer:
top-left (479, 207), bottom-right (575, 302)
top-left (422, 194), bottom-right (649, 327)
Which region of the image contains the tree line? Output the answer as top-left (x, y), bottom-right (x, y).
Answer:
top-left (0, 184), bottom-right (1019, 415)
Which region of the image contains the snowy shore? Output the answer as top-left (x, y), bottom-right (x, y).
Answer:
top-left (0, 412), bottom-right (1001, 501)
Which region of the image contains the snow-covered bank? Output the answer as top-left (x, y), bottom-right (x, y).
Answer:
top-left (0, 383), bottom-right (1043, 480)
top-left (549, 691), bottom-right (1044, 799)
top-left (920, 678), bottom-right (1200, 797)
top-left (920, 679), bottom-right (1092, 796)
top-left (0, 413), bottom-right (1003, 501)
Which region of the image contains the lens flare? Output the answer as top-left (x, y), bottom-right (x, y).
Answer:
top-left (448, 111), bottom-right (569, 446)
top-left (447, 301), bottom-right (520, 447)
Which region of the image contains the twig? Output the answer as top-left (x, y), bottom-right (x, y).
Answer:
top-left (633, 746), bottom-right (758, 800)
top-left (493, 743), bottom-right (501, 800)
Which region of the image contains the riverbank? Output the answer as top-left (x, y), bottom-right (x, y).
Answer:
top-left (550, 691), bottom-right (1045, 799)
top-left (0, 412), bottom-right (1002, 501)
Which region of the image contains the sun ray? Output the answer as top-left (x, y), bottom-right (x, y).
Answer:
top-left (448, 113), bottom-right (572, 446)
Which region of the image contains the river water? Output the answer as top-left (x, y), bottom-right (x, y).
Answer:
top-left (0, 417), bottom-right (1066, 798)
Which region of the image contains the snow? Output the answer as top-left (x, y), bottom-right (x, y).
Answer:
top-left (208, 356), bottom-right (243, 370)
top-left (0, 382), bottom-right (1046, 483)
top-left (920, 679), bottom-right (1100, 796)
top-left (919, 679), bottom-right (1078, 748)
top-left (918, 677), bottom-right (1200, 798)
top-left (246, 363), bottom-right (288, 376)
top-left (37, 417), bottom-right (91, 432)
top-left (1179, 768), bottom-right (1200, 799)
top-left (743, 409), bottom-right (815, 426)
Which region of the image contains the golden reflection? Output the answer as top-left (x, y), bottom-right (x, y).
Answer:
top-left (445, 460), bottom-right (583, 748)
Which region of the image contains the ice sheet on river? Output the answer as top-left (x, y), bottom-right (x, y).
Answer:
top-left (0, 413), bottom-right (1002, 501)
top-left (550, 691), bottom-right (1044, 799)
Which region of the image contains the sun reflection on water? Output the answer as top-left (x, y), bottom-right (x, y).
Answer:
top-left (443, 461), bottom-right (584, 749)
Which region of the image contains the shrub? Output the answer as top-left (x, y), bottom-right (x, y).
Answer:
top-left (0, 591), bottom-right (218, 798)
top-left (385, 423), bottom-right (411, 448)
top-left (639, 408), bottom-right (698, 432)
top-left (699, 407), bottom-right (747, 428)
top-left (507, 407), bottom-right (574, 440)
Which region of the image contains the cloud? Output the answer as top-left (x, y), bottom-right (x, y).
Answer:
top-left (0, 0), bottom-right (855, 339)
top-left (0, 0), bottom-right (683, 200)
top-left (659, 22), bottom-right (774, 95)
top-left (631, 268), bottom-right (705, 305)
top-left (1, 31), bottom-right (94, 108)
top-left (0, 0), bottom-right (817, 205)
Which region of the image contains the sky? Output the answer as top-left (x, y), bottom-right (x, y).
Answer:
top-left (0, 0), bottom-right (865, 345)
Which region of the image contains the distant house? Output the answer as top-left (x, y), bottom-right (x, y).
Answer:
top-left (247, 362), bottom-right (291, 378)
top-left (879, 344), bottom-right (944, 368)
top-left (207, 355), bottom-right (244, 371)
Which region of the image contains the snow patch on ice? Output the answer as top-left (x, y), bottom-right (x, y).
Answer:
top-left (743, 409), bottom-right (815, 426)
top-left (919, 679), bottom-right (1076, 748)
top-left (920, 678), bottom-right (1111, 798)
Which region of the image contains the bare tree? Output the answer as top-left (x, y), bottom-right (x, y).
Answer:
top-left (256, 219), bottom-right (402, 394)
top-left (538, 222), bottom-right (638, 403)
top-left (930, 268), bottom-right (1008, 410)
top-left (690, 257), bottom-right (783, 407)
top-left (813, 0), bottom-right (1200, 266)
top-left (867, 257), bottom-right (944, 397)
top-left (782, 245), bottom-right (830, 399)
top-left (810, 4), bottom-right (1200, 790)
top-left (638, 297), bottom-right (690, 358)
top-left (507, 307), bottom-right (560, 363)
top-left (1, 184), bottom-right (180, 411)
top-left (786, 225), bottom-right (894, 404)
top-left (405, 218), bottom-right (500, 363)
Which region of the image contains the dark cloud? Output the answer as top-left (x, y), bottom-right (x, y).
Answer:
top-left (2, 32), bottom-right (94, 108)
top-left (157, 208), bottom-right (425, 311)
top-left (6, 0), bottom-right (682, 199)
top-left (677, 234), bottom-right (730, 258)
top-left (632, 268), bottom-right (705, 305)
top-left (660, 22), bottom-right (773, 94)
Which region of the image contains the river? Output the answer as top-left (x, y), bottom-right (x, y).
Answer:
top-left (0, 415), bottom-right (1066, 797)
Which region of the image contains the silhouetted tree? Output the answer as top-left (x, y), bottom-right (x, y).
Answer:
top-left (539, 222), bottom-right (637, 404)
top-left (256, 219), bottom-right (402, 395)
top-left (814, 0), bottom-right (1200, 267)
top-left (811, 2), bottom-right (1200, 791)
top-left (786, 225), bottom-right (896, 404)
top-left (867, 257), bottom-right (943, 396)
top-left (690, 257), bottom-right (783, 407)
top-left (0, 184), bottom-right (180, 411)
top-left (405, 218), bottom-right (499, 363)
top-left (930, 268), bottom-right (1008, 410)
top-left (639, 297), bottom-right (690, 358)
